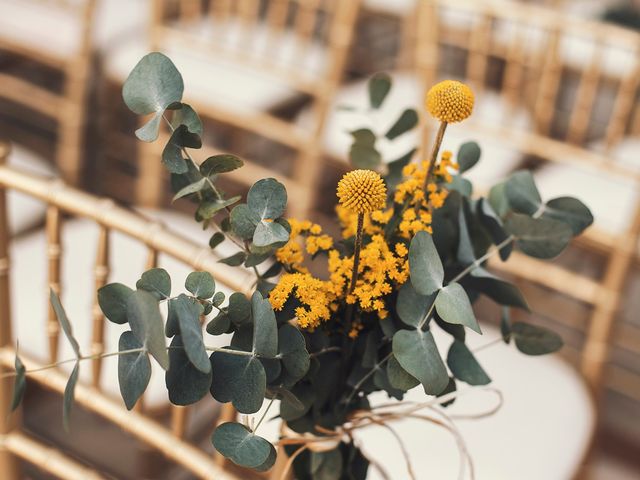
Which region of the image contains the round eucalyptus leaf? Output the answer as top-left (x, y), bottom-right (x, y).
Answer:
top-left (135, 112), bottom-right (163, 142)
top-left (505, 171), bottom-right (542, 215)
top-left (212, 422), bottom-right (273, 469)
top-left (230, 204), bottom-right (259, 240)
top-left (247, 178), bottom-right (287, 221)
top-left (386, 108), bottom-right (418, 140)
top-left (350, 144), bottom-right (382, 169)
top-left (253, 221), bottom-right (290, 247)
top-left (126, 290), bottom-right (169, 370)
top-left (210, 351), bottom-right (266, 414)
top-left (252, 292), bottom-right (278, 357)
top-left (468, 268), bottom-right (530, 311)
top-left (254, 443), bottom-right (278, 472)
top-left (136, 268), bottom-right (171, 300)
top-left (206, 311), bottom-right (231, 336)
top-left (170, 103), bottom-right (202, 135)
top-left (278, 324), bottom-right (310, 381)
top-left (185, 271), bottom-right (215, 299)
top-left (227, 292), bottom-right (252, 327)
top-left (218, 251), bottom-right (247, 267)
top-left (434, 282), bottom-right (481, 334)
top-left (543, 197), bottom-right (593, 235)
top-left (123, 52), bottom-right (184, 115)
top-left (172, 294), bottom-right (210, 373)
top-left (447, 340), bottom-right (491, 386)
top-left (172, 177), bottom-right (207, 202)
top-left (477, 198), bottom-right (512, 260)
top-left (504, 214), bottom-right (573, 259)
top-left (209, 232), bottom-right (225, 250)
top-left (200, 154), bottom-right (244, 176)
top-left (409, 231), bottom-right (444, 296)
top-left (396, 282), bottom-right (436, 328)
top-left (512, 322), bottom-right (563, 355)
top-left (392, 329), bottom-right (449, 395)
top-left (368, 72), bottom-right (392, 109)
top-left (488, 182), bottom-right (510, 217)
top-left (166, 335), bottom-right (212, 405)
top-left (387, 354), bottom-right (419, 391)
top-left (457, 142), bottom-right (481, 173)
top-left (98, 283), bottom-right (133, 325)
top-left (118, 331), bottom-right (151, 410)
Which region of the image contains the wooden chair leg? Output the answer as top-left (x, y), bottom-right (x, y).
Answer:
top-left (0, 143), bottom-right (20, 479)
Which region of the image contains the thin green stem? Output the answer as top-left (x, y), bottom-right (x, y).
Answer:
top-left (310, 346), bottom-right (342, 358)
top-left (344, 352), bottom-right (393, 406)
top-left (450, 235), bottom-right (515, 284)
top-left (253, 397), bottom-right (276, 434)
top-left (348, 213), bottom-right (365, 295)
top-left (417, 121), bottom-right (448, 214)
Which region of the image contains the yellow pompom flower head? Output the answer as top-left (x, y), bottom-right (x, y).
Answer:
top-left (337, 169), bottom-right (387, 214)
top-left (426, 80), bottom-right (474, 123)
top-left (336, 170), bottom-right (387, 299)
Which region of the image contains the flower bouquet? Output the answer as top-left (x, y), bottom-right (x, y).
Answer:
top-left (8, 53), bottom-right (593, 479)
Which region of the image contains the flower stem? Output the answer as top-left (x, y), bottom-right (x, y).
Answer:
top-left (348, 213), bottom-right (365, 295)
top-left (418, 121), bottom-right (448, 213)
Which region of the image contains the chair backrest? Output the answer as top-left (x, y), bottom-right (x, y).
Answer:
top-left (0, 143), bottom-right (251, 479)
top-left (151, 0), bottom-right (358, 99)
top-left (0, 0), bottom-right (97, 184)
top-left (416, 0), bottom-right (640, 153)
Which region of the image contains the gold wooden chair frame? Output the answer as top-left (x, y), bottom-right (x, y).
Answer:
top-left (130, 0), bottom-right (362, 218)
top-left (0, 142), bottom-right (253, 479)
top-left (416, 0), bottom-right (640, 400)
top-left (0, 0), bottom-right (97, 184)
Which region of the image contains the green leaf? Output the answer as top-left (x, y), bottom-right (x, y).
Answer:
top-left (247, 178), bottom-right (287, 220)
top-left (230, 204), bottom-right (259, 240)
top-left (172, 294), bottom-right (210, 373)
top-left (368, 72), bottom-right (392, 109)
top-left (98, 283), bottom-right (133, 325)
top-left (118, 331), bottom-right (151, 410)
top-left (468, 268), bottom-right (530, 311)
top-left (10, 351), bottom-right (26, 412)
top-left (185, 271), bottom-right (215, 299)
top-left (166, 335), bottom-right (212, 405)
top-left (212, 422), bottom-right (273, 469)
top-left (200, 154), bottom-right (244, 176)
top-left (542, 197), bottom-right (593, 235)
top-left (123, 52), bottom-right (184, 115)
top-left (135, 113), bottom-right (163, 142)
top-left (434, 282), bottom-right (481, 334)
top-left (219, 251), bottom-right (247, 266)
top-left (438, 377), bottom-right (457, 407)
top-left (172, 177), bottom-right (207, 202)
top-left (488, 182), bottom-right (510, 217)
top-left (505, 171), bottom-right (543, 215)
top-left (63, 362), bottom-right (79, 432)
top-left (501, 307), bottom-right (512, 343)
top-left (49, 289), bottom-right (80, 357)
top-left (512, 322), bottom-right (563, 355)
top-left (387, 354), bottom-right (419, 391)
top-left (209, 232), bottom-right (225, 249)
top-left (477, 198), bottom-right (512, 261)
top-left (392, 329), bottom-right (449, 395)
top-left (136, 268), bottom-right (171, 300)
top-left (206, 312), bottom-right (231, 335)
top-left (396, 282), bottom-right (436, 328)
top-left (255, 443), bottom-right (277, 472)
top-left (349, 129), bottom-right (380, 169)
top-left (457, 142), bottom-right (481, 173)
top-left (253, 221), bottom-right (290, 247)
top-left (505, 214), bottom-right (573, 259)
top-left (278, 324), bottom-right (310, 381)
top-left (449, 175), bottom-right (472, 197)
top-left (252, 292), bottom-right (278, 357)
top-left (227, 293), bottom-right (252, 326)
top-left (385, 108), bottom-right (418, 140)
top-left (163, 125), bottom-right (201, 174)
top-left (409, 231), bottom-right (444, 296)
top-left (447, 340), bottom-right (491, 385)
top-left (126, 290), bottom-right (169, 370)
top-left (171, 103), bottom-right (202, 136)
top-left (210, 351), bottom-right (266, 413)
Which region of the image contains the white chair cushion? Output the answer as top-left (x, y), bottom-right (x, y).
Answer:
top-left (104, 19), bottom-right (328, 115)
top-left (252, 324), bottom-right (593, 480)
top-left (305, 72), bottom-right (530, 190)
top-left (0, 0), bottom-right (151, 59)
top-left (10, 208), bottom-right (244, 409)
top-left (534, 137), bottom-right (640, 236)
top-left (6, 144), bottom-right (56, 235)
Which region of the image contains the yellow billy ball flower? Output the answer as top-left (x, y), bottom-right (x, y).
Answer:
top-left (337, 169), bottom-right (387, 214)
top-left (426, 80), bottom-right (474, 123)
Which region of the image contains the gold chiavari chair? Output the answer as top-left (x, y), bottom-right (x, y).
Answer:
top-left (100, 0), bottom-right (361, 218)
top-left (0, 0), bottom-right (97, 185)
top-left (0, 142), bottom-right (256, 479)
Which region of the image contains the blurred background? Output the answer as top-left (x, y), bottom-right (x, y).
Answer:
top-left (1, 0), bottom-right (640, 479)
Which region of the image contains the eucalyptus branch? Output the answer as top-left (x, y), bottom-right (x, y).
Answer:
top-left (344, 352), bottom-right (393, 406)
top-left (310, 346), bottom-right (342, 358)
